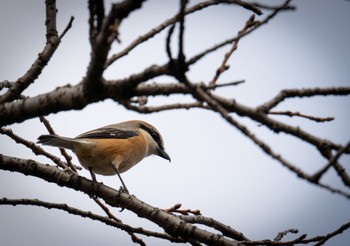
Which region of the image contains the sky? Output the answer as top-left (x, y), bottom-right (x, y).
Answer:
top-left (1, 0), bottom-right (350, 245)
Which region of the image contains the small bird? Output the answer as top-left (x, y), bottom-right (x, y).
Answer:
top-left (37, 120), bottom-right (170, 192)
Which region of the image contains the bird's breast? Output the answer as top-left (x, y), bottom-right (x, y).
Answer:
top-left (72, 137), bottom-right (148, 175)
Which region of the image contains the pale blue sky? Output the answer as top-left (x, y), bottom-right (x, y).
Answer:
top-left (1, 0), bottom-right (349, 245)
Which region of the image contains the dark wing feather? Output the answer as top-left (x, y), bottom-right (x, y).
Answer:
top-left (76, 127), bottom-right (138, 139)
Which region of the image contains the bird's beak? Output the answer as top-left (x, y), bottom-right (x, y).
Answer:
top-left (157, 148), bottom-right (171, 162)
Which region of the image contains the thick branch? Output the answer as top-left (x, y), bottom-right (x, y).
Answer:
top-left (0, 63), bottom-right (169, 126)
top-left (83, 0), bottom-right (145, 99)
top-left (45, 0), bottom-right (58, 39)
top-left (88, 0), bottom-right (105, 46)
top-left (0, 154), bottom-right (242, 246)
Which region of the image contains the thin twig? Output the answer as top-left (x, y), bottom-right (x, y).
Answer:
top-left (311, 140), bottom-right (350, 184)
top-left (0, 197), bottom-right (183, 243)
top-left (122, 101), bottom-right (208, 113)
top-left (252, 2), bottom-right (296, 11)
top-left (185, 83), bottom-right (350, 199)
top-left (179, 214), bottom-right (249, 241)
top-left (188, 0), bottom-right (294, 67)
top-left (0, 127), bottom-right (69, 170)
top-left (274, 228), bottom-right (299, 242)
top-left (178, 0), bottom-right (187, 64)
top-left (163, 203), bottom-right (201, 216)
top-left (242, 220), bottom-right (350, 245)
top-left (209, 15), bottom-right (258, 87)
top-left (206, 80), bottom-right (245, 90)
top-left (0, 156), bottom-right (239, 245)
top-left (0, 1), bottom-right (74, 104)
top-left (59, 16), bottom-right (75, 40)
top-left (39, 116), bottom-right (77, 173)
top-left (93, 197), bottom-right (122, 222)
top-left (92, 196), bottom-right (147, 246)
top-left (257, 87), bottom-right (350, 113)
top-left (105, 0), bottom-right (263, 68)
top-left (166, 24), bottom-right (176, 62)
top-left (269, 111), bottom-right (334, 122)
top-left (313, 220), bottom-right (350, 246)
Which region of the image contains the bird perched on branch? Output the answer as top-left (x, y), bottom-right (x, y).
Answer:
top-left (38, 120), bottom-right (171, 193)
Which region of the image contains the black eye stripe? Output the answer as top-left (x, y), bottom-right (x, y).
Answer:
top-left (140, 124), bottom-right (162, 147)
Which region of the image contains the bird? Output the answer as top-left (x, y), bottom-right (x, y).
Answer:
top-left (37, 120), bottom-right (170, 192)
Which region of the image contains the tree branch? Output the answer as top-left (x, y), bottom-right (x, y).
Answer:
top-left (257, 87), bottom-right (350, 113)
top-left (0, 154), bottom-right (243, 246)
top-left (88, 0), bottom-right (105, 46)
top-left (83, 0), bottom-right (145, 99)
top-left (105, 0), bottom-right (264, 68)
top-left (268, 111), bottom-right (334, 123)
top-left (0, 197), bottom-right (184, 243)
top-left (38, 116), bottom-right (77, 173)
top-left (188, 0), bottom-right (294, 67)
top-left (209, 15), bottom-right (258, 86)
top-left (0, 2), bottom-right (74, 104)
top-left (179, 214), bottom-right (249, 241)
top-left (0, 127), bottom-right (69, 170)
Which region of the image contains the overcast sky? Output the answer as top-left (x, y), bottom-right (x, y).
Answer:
top-left (1, 0), bottom-right (350, 245)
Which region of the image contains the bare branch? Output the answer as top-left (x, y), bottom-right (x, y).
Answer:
top-left (45, 0), bottom-right (58, 39)
top-left (88, 0), bottom-right (105, 45)
top-left (274, 228), bottom-right (299, 242)
top-left (180, 83), bottom-right (350, 198)
top-left (92, 197), bottom-right (146, 245)
top-left (83, 0), bottom-right (146, 99)
top-left (0, 80), bottom-right (14, 90)
top-left (179, 214), bottom-right (249, 241)
top-left (313, 221), bottom-right (350, 246)
top-left (178, 0), bottom-right (188, 65)
top-left (206, 80), bottom-right (245, 90)
top-left (122, 101), bottom-right (207, 113)
top-left (252, 2), bottom-right (296, 11)
top-left (311, 140), bottom-right (350, 185)
top-left (166, 24), bottom-right (176, 62)
top-left (105, 0), bottom-right (263, 67)
top-left (257, 87), bottom-right (350, 113)
top-left (242, 220), bottom-right (350, 245)
top-left (0, 197), bottom-right (183, 243)
top-left (1, 0), bottom-right (349, 244)
top-left (269, 111), bottom-right (334, 122)
top-left (209, 15), bottom-right (258, 86)
top-left (163, 203), bottom-right (201, 216)
top-left (188, 0), bottom-right (294, 67)
top-left (39, 116), bottom-right (77, 173)
top-left (0, 155), bottom-right (242, 246)
top-left (59, 16), bottom-right (75, 40)
top-left (0, 127), bottom-right (68, 170)
top-left (0, 2), bottom-right (74, 104)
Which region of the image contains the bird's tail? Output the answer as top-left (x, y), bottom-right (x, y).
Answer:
top-left (37, 135), bottom-right (75, 150)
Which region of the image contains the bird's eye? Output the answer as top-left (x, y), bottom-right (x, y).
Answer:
top-left (151, 131), bottom-right (160, 141)
top-left (140, 123), bottom-right (161, 143)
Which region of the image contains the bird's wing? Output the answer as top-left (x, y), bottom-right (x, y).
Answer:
top-left (76, 127), bottom-right (138, 139)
